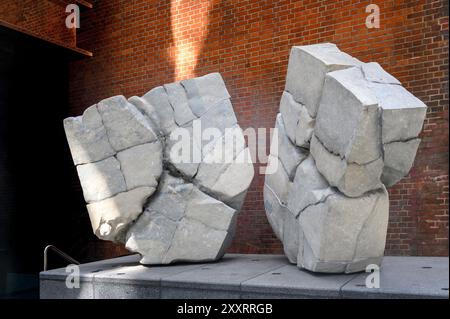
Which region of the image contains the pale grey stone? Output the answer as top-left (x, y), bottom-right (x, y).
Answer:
top-left (282, 210), bottom-right (300, 264)
top-left (198, 99), bottom-right (237, 139)
top-left (202, 125), bottom-right (246, 164)
top-left (163, 99), bottom-right (238, 178)
top-left (164, 126), bottom-right (201, 179)
top-left (87, 186), bottom-right (156, 242)
top-left (312, 63), bottom-right (426, 195)
top-left (216, 209), bottom-right (239, 258)
top-left (279, 91), bottom-right (315, 147)
top-left (163, 218), bottom-right (229, 263)
top-left (361, 62), bottom-right (401, 85)
top-left (382, 138), bottom-right (421, 186)
top-left (205, 147), bottom-right (254, 210)
top-left (195, 126), bottom-right (246, 192)
top-left (285, 43), bottom-right (360, 117)
top-left (125, 173), bottom-right (237, 265)
top-left (185, 187), bottom-right (236, 231)
top-left (145, 173), bottom-right (193, 221)
top-left (309, 134), bottom-right (347, 189)
top-left (310, 134), bottom-right (384, 197)
top-left (279, 91), bottom-right (301, 145)
top-left (98, 95), bottom-right (158, 151)
top-left (63, 105), bottom-right (115, 165)
top-left (181, 73), bottom-right (230, 117)
top-left (287, 156), bottom-right (334, 217)
top-left (352, 188), bottom-right (390, 263)
top-left (273, 114), bottom-right (307, 180)
top-left (116, 141), bottom-right (163, 189)
top-left (315, 67), bottom-right (381, 165)
top-left (127, 96), bottom-right (161, 133)
top-left (142, 86), bottom-right (177, 135)
top-left (295, 109), bottom-right (315, 149)
top-left (340, 159), bottom-right (385, 197)
top-left (298, 187), bottom-right (388, 273)
top-left (163, 82), bottom-right (197, 126)
top-left (373, 83), bottom-right (427, 144)
top-left (76, 156), bottom-right (126, 203)
top-left (125, 211), bottom-right (177, 264)
top-left (264, 155), bottom-right (291, 205)
top-left (263, 184), bottom-right (288, 241)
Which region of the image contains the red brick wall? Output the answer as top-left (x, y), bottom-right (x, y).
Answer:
top-left (0, 0), bottom-right (76, 47)
top-left (69, 0), bottom-right (448, 257)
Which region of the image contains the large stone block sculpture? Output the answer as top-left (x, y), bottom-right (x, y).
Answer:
top-left (64, 73), bottom-right (254, 264)
top-left (265, 43), bottom-right (426, 273)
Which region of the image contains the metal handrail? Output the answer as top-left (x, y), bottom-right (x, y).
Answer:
top-left (43, 245), bottom-right (80, 271)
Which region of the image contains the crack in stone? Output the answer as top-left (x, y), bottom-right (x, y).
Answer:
top-left (350, 193), bottom-right (383, 263)
top-left (348, 155), bottom-right (383, 167)
top-left (294, 192), bottom-right (335, 219)
top-left (264, 183), bottom-right (288, 208)
top-left (361, 65), bottom-right (402, 86)
top-left (63, 74), bottom-right (253, 265)
top-left (284, 88), bottom-right (307, 110)
top-left (162, 221), bottom-right (179, 262)
top-left (378, 107), bottom-right (385, 161)
top-left (265, 44), bottom-right (426, 274)
top-left (383, 136), bottom-right (420, 145)
top-left (315, 133), bottom-right (381, 167)
top-left (313, 133), bottom-right (346, 160)
top-left (161, 85), bottom-right (175, 113)
top-left (184, 215), bottom-right (229, 232)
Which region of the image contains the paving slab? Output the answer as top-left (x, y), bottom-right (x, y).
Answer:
top-left (40, 254), bottom-right (141, 281)
top-left (341, 256), bottom-right (449, 299)
top-left (241, 265), bottom-right (358, 299)
top-left (160, 254), bottom-right (288, 298)
top-left (40, 254), bottom-right (207, 299)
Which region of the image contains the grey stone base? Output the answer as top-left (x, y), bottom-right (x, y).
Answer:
top-left (40, 254), bottom-right (449, 299)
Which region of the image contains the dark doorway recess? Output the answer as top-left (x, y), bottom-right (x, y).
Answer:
top-left (0, 26), bottom-right (89, 299)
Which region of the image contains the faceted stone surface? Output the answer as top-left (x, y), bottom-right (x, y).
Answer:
top-left (285, 43), bottom-right (360, 117)
top-left (64, 73), bottom-right (253, 265)
top-left (279, 91), bottom-right (315, 148)
top-left (264, 43), bottom-right (427, 273)
top-left (116, 142), bottom-right (162, 189)
top-left (98, 95), bottom-right (158, 151)
top-left (125, 173), bottom-right (236, 264)
top-left (63, 105), bottom-right (115, 165)
top-left (87, 186), bottom-right (156, 242)
top-left (76, 156), bottom-right (126, 203)
top-left (181, 72), bottom-right (230, 117)
top-left (272, 114), bottom-right (307, 180)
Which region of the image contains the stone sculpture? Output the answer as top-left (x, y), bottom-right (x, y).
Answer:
top-left (64, 73), bottom-right (254, 264)
top-left (265, 43), bottom-right (427, 273)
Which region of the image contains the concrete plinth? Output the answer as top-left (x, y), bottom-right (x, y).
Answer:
top-left (40, 254), bottom-right (449, 299)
